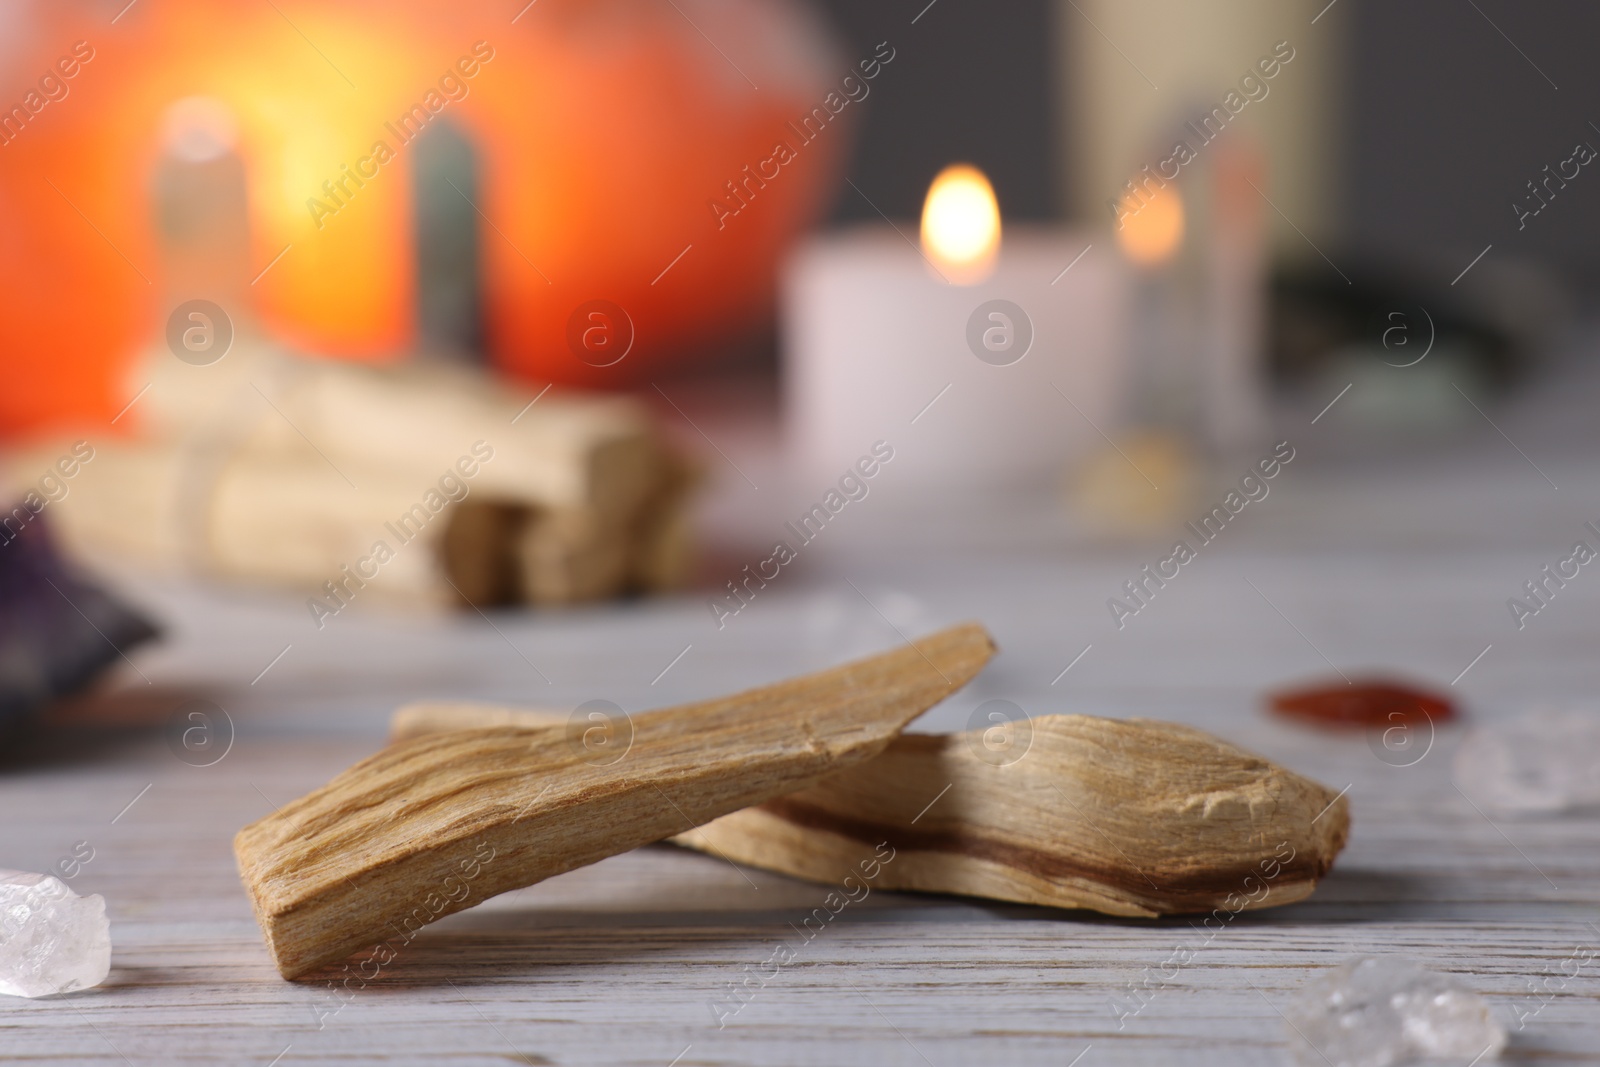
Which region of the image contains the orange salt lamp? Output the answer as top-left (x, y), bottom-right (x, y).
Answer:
top-left (457, 0), bottom-right (848, 386)
top-left (0, 0), bottom-right (846, 437)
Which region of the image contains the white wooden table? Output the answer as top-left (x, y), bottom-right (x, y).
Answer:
top-left (5, 365), bottom-right (1600, 1065)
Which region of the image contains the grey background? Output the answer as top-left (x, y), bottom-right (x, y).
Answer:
top-left (808, 0), bottom-right (1600, 287)
top-left (807, 0), bottom-right (1062, 225)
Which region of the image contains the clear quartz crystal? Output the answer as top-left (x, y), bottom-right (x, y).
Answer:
top-left (1285, 958), bottom-right (1506, 1067)
top-left (0, 869), bottom-right (111, 997)
top-left (1454, 709), bottom-right (1600, 815)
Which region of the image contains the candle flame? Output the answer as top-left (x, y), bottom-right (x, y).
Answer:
top-left (921, 164), bottom-right (1000, 284)
top-left (1114, 182), bottom-right (1184, 268)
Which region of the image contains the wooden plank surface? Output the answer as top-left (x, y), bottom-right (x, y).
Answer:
top-left (6, 376), bottom-right (1600, 1065)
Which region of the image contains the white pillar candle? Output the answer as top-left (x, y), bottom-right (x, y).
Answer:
top-left (784, 224), bottom-right (1130, 492)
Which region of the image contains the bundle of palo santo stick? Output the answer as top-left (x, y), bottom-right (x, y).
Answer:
top-left (4, 343), bottom-right (694, 611)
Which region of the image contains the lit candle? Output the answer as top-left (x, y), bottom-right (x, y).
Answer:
top-left (1115, 180), bottom-right (1193, 433)
top-left (920, 164), bottom-right (1001, 285)
top-left (785, 165), bottom-right (1130, 493)
top-left (1112, 135), bottom-right (1268, 451)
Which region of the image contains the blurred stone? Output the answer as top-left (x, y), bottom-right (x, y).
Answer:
top-left (0, 513), bottom-right (159, 734)
top-left (1067, 431), bottom-right (1198, 535)
top-left (1285, 958), bottom-right (1505, 1067)
top-left (0, 869), bottom-right (111, 998)
top-left (1454, 710), bottom-right (1600, 816)
top-left (1270, 678), bottom-right (1454, 729)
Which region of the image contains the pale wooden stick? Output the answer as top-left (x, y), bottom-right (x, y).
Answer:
top-left (510, 450), bottom-right (698, 605)
top-left (683, 716), bottom-right (1348, 917)
top-left (514, 507), bottom-right (631, 605)
top-left (439, 502), bottom-right (524, 608)
top-left (389, 701), bottom-right (568, 741)
top-left (235, 623), bottom-right (995, 978)
top-left (390, 706), bottom-right (1350, 917)
top-left (624, 452), bottom-right (699, 594)
top-left (29, 443), bottom-right (461, 608)
top-left (137, 345), bottom-right (666, 517)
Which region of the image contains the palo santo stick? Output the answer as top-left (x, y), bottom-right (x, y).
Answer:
top-left (624, 451), bottom-right (699, 594)
top-left (515, 507), bottom-right (632, 605)
top-left (28, 442), bottom-right (459, 607)
top-left (684, 717), bottom-right (1349, 917)
top-left (389, 701), bottom-right (569, 741)
top-left (390, 707), bottom-right (1350, 917)
top-left (137, 344), bottom-right (665, 517)
top-left (236, 623), bottom-right (995, 979)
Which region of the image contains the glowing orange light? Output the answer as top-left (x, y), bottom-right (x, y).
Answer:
top-left (1114, 183), bottom-right (1184, 268)
top-left (920, 164), bottom-right (1000, 284)
top-left (160, 97), bottom-right (240, 162)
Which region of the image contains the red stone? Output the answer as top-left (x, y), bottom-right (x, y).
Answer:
top-left (1268, 680), bottom-right (1455, 728)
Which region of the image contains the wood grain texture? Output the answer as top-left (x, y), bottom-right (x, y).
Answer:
top-left (10, 376), bottom-right (1600, 1064)
top-left (234, 623), bottom-right (995, 978)
top-left (134, 345), bottom-right (664, 516)
top-left (389, 701), bottom-right (570, 740)
top-left (681, 715), bottom-right (1348, 916)
top-left (5, 561), bottom-right (1600, 1065)
top-left (389, 705), bottom-right (1349, 916)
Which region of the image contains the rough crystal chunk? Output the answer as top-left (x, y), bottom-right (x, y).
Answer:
top-left (1284, 957), bottom-right (1506, 1067)
top-left (0, 869), bottom-right (111, 997)
top-left (1454, 709), bottom-right (1600, 815)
